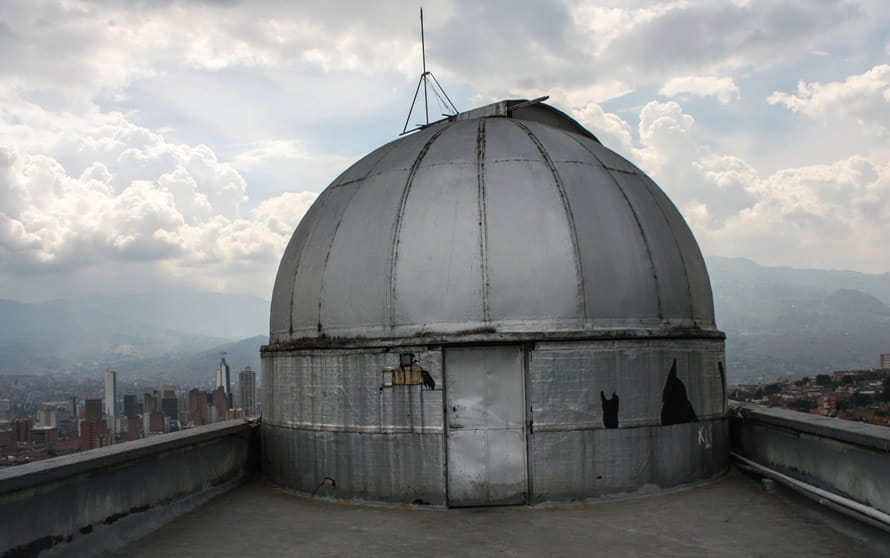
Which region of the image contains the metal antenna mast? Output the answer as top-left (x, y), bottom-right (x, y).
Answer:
top-left (421, 8), bottom-right (429, 126)
top-left (401, 7), bottom-right (458, 135)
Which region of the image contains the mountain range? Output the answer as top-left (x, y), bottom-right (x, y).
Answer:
top-left (1, 258), bottom-right (889, 385)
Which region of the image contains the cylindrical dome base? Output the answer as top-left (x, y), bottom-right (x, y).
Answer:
top-left (261, 335), bottom-right (727, 506)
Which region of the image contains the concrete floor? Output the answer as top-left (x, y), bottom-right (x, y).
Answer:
top-left (115, 469), bottom-right (889, 557)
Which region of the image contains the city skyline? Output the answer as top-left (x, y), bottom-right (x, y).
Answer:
top-left (1, 1), bottom-right (890, 304)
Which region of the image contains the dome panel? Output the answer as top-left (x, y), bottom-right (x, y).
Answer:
top-left (642, 176), bottom-right (715, 322)
top-left (416, 119), bottom-right (478, 166)
top-left (611, 172), bottom-right (693, 321)
top-left (484, 156), bottom-right (581, 325)
top-left (551, 160), bottom-right (661, 322)
top-left (270, 186), bottom-right (349, 339)
top-left (576, 136), bottom-right (641, 175)
top-left (392, 160), bottom-right (483, 328)
top-left (318, 169), bottom-right (410, 335)
top-left (482, 117), bottom-right (547, 163)
top-left (330, 142), bottom-right (394, 187)
top-left (374, 125), bottom-right (444, 171)
top-left (288, 181), bottom-right (362, 337)
top-left (517, 120), bottom-right (598, 164)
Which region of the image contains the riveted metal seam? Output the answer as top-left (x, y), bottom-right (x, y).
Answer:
top-left (568, 134), bottom-right (665, 320)
top-left (476, 118), bottom-right (490, 323)
top-left (387, 126), bottom-right (451, 329)
top-left (311, 141), bottom-right (400, 335)
top-left (634, 176), bottom-right (696, 321)
top-left (511, 120), bottom-right (588, 322)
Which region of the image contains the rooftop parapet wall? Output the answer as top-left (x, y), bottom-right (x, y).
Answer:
top-left (0, 419), bottom-right (260, 558)
top-left (730, 402), bottom-right (890, 523)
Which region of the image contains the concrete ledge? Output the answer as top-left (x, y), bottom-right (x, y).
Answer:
top-left (730, 402), bottom-right (890, 517)
top-left (0, 419), bottom-right (260, 557)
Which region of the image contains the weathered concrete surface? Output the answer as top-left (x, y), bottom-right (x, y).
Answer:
top-left (730, 402), bottom-right (890, 517)
top-left (112, 468), bottom-right (889, 557)
top-left (0, 419), bottom-right (259, 557)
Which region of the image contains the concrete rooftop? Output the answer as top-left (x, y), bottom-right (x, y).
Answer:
top-left (113, 468), bottom-right (889, 558)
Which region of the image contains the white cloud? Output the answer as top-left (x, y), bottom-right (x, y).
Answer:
top-left (0, 110), bottom-right (318, 299)
top-left (660, 75), bottom-right (740, 104)
top-left (706, 156), bottom-right (890, 270)
top-left (767, 64), bottom-right (890, 135)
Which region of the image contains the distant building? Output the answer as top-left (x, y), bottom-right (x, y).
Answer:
top-left (14, 419), bottom-right (33, 444)
top-left (211, 387), bottom-right (228, 422)
top-left (105, 369), bottom-right (117, 434)
top-left (217, 358), bottom-right (232, 408)
top-left (881, 354), bottom-right (890, 370)
top-left (37, 407), bottom-right (56, 428)
top-left (123, 394), bottom-right (137, 418)
top-left (126, 416), bottom-right (142, 441)
top-left (187, 389), bottom-right (209, 426)
top-left (30, 426), bottom-right (58, 448)
top-left (79, 419), bottom-right (109, 450)
top-left (144, 389), bottom-right (158, 414)
top-left (239, 367), bottom-right (257, 416)
top-left (85, 399), bottom-right (103, 421)
top-left (145, 411), bottom-right (165, 436)
top-left (161, 386), bottom-right (178, 421)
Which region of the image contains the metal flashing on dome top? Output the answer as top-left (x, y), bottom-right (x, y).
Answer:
top-left (401, 8), bottom-right (458, 136)
top-left (453, 96), bottom-right (549, 121)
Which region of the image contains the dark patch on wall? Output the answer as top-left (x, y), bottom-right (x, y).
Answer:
top-left (421, 369), bottom-right (436, 390)
top-left (661, 359), bottom-right (698, 425)
top-left (600, 391), bottom-right (619, 428)
top-left (718, 361), bottom-right (726, 404)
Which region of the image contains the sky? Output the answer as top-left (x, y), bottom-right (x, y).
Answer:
top-left (1, 0), bottom-right (889, 303)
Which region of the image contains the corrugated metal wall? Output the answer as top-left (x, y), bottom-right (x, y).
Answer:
top-left (262, 338), bottom-right (727, 505)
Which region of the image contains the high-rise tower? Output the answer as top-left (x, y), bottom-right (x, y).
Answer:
top-left (104, 369), bottom-right (117, 437)
top-left (239, 367), bottom-right (257, 416)
top-left (216, 357), bottom-right (232, 409)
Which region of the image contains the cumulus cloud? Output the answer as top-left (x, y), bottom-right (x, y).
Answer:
top-left (660, 75), bottom-right (740, 104)
top-left (0, 108), bottom-right (318, 299)
top-left (706, 156), bottom-right (890, 270)
top-left (767, 64), bottom-right (890, 135)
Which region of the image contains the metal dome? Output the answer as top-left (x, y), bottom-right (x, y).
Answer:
top-left (269, 99), bottom-right (715, 344)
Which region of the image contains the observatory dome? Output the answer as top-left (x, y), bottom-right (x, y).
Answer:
top-left (269, 100), bottom-right (715, 344)
top-left (263, 99), bottom-right (727, 507)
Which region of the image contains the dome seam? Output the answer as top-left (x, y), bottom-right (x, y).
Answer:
top-left (476, 118), bottom-right (490, 323)
top-left (387, 125), bottom-right (451, 330)
top-left (511, 120), bottom-right (588, 323)
top-left (635, 178), bottom-right (697, 321)
top-left (310, 141), bottom-right (400, 335)
top-left (568, 134), bottom-right (666, 320)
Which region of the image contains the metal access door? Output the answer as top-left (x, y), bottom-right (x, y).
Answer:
top-left (445, 346), bottom-right (527, 506)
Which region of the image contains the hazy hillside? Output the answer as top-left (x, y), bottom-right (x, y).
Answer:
top-left (0, 289), bottom-right (268, 376)
top-left (107, 335), bottom-right (265, 386)
top-left (707, 257), bottom-right (890, 383)
top-left (40, 288), bottom-right (268, 340)
top-left (0, 298), bottom-right (229, 374)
